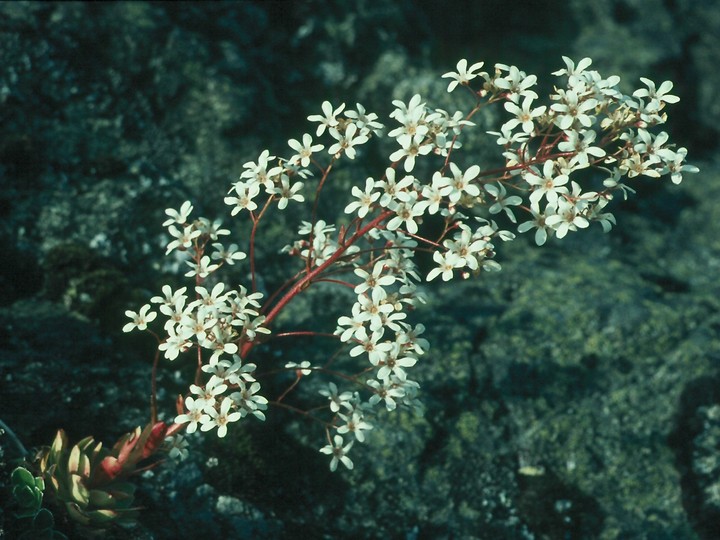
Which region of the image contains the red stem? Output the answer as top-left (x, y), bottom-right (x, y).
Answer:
top-left (249, 197), bottom-right (274, 293)
top-left (240, 210), bottom-right (392, 358)
top-left (150, 347), bottom-right (160, 425)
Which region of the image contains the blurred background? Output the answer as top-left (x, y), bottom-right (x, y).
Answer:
top-left (1, 1), bottom-right (720, 538)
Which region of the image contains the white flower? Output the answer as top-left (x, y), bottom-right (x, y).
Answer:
top-left (435, 163), bottom-right (481, 204)
top-left (415, 182), bottom-right (444, 215)
top-left (524, 160), bottom-right (569, 207)
top-left (353, 260), bottom-right (395, 295)
top-left (389, 133), bottom-right (432, 172)
top-left (484, 183), bottom-right (523, 222)
top-left (395, 322), bottom-right (430, 355)
top-left (345, 103), bottom-right (384, 134)
top-left (443, 225), bottom-right (489, 271)
top-left (585, 198), bottom-right (617, 233)
top-left (557, 130), bottom-right (606, 169)
top-left (166, 435), bottom-right (189, 461)
top-left (319, 382), bottom-right (354, 413)
top-left (349, 326), bottom-right (392, 365)
top-left (390, 94), bottom-right (425, 123)
top-left (442, 59), bottom-right (485, 92)
top-left (328, 123), bottom-right (368, 160)
top-left (503, 95), bottom-right (547, 134)
top-left (487, 124), bottom-right (529, 146)
top-left (308, 100), bottom-right (345, 136)
top-left (184, 255), bottom-right (220, 278)
top-left (211, 243), bottom-right (247, 265)
top-left (166, 224), bottom-right (201, 255)
top-left (190, 283), bottom-right (228, 314)
top-left (243, 315), bottom-right (271, 342)
top-left (225, 359), bottom-right (258, 386)
top-left (151, 285), bottom-right (188, 307)
top-left (335, 303), bottom-right (366, 342)
top-left (387, 100), bottom-right (428, 140)
top-left (196, 218), bottom-right (230, 240)
top-left (551, 89), bottom-right (597, 130)
top-left (123, 304), bottom-right (157, 332)
top-left (337, 411), bottom-right (373, 443)
top-left (344, 177), bottom-right (380, 218)
top-left (202, 357), bottom-right (238, 381)
top-left (239, 150), bottom-right (281, 188)
top-left (201, 397), bottom-right (242, 438)
top-left (367, 378), bottom-right (406, 411)
top-left (633, 78), bottom-right (679, 111)
top-left (179, 311), bottom-right (216, 343)
top-left (386, 193), bottom-right (424, 235)
top-left (517, 205), bottom-right (556, 246)
top-left (319, 435), bottom-right (354, 472)
top-left (230, 380), bottom-right (268, 420)
top-left (163, 201), bottom-right (194, 227)
top-left (288, 133), bottom-right (324, 167)
top-left (271, 175), bottom-right (305, 210)
top-left (158, 327), bottom-right (191, 360)
top-left (205, 328), bottom-right (239, 363)
top-left (191, 379), bottom-right (228, 413)
top-left (224, 182), bottom-right (260, 215)
top-left (552, 56), bottom-right (593, 87)
top-left (377, 342), bottom-right (417, 382)
top-left (377, 168), bottom-right (416, 207)
top-left (494, 64), bottom-right (538, 101)
top-left (545, 198), bottom-right (589, 238)
top-left (285, 360), bottom-right (313, 376)
top-left (657, 146), bottom-right (698, 185)
top-left (426, 250), bottom-right (461, 282)
top-left (175, 396), bottom-right (210, 434)
top-left (635, 129), bottom-right (670, 158)
top-left (620, 152), bottom-right (661, 178)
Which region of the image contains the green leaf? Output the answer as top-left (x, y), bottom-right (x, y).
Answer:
top-left (89, 441), bottom-right (104, 464)
top-left (46, 474), bottom-right (60, 495)
top-left (86, 508), bottom-right (120, 524)
top-left (33, 508), bottom-right (55, 530)
top-left (69, 474), bottom-right (89, 507)
top-left (89, 489), bottom-right (117, 508)
top-left (67, 445), bottom-right (81, 475)
top-left (65, 502), bottom-right (91, 526)
top-left (50, 430), bottom-right (67, 456)
top-left (12, 482), bottom-right (42, 517)
top-left (77, 436), bottom-right (95, 452)
top-left (12, 485), bottom-right (36, 507)
top-left (107, 481), bottom-right (136, 497)
top-left (77, 451), bottom-right (91, 478)
top-left (11, 467), bottom-right (36, 487)
top-left (34, 476), bottom-right (45, 491)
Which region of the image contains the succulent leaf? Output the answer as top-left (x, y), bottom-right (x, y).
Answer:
top-left (50, 430), bottom-right (66, 457)
top-left (33, 508), bottom-right (55, 530)
top-left (69, 474), bottom-right (90, 507)
top-left (65, 502), bottom-right (91, 526)
top-left (86, 508), bottom-right (120, 523)
top-left (11, 466), bottom-right (36, 486)
top-left (11, 466), bottom-right (44, 517)
top-left (13, 487), bottom-right (42, 518)
top-left (67, 445), bottom-right (81, 475)
top-left (89, 489), bottom-right (118, 508)
top-left (35, 423), bottom-right (168, 531)
top-left (34, 476), bottom-right (46, 491)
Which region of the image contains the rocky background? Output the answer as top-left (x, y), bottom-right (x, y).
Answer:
top-left (1, 1), bottom-right (719, 538)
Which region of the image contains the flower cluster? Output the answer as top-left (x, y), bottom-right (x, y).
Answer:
top-left (124, 204), bottom-right (270, 439)
top-left (124, 57), bottom-right (696, 471)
